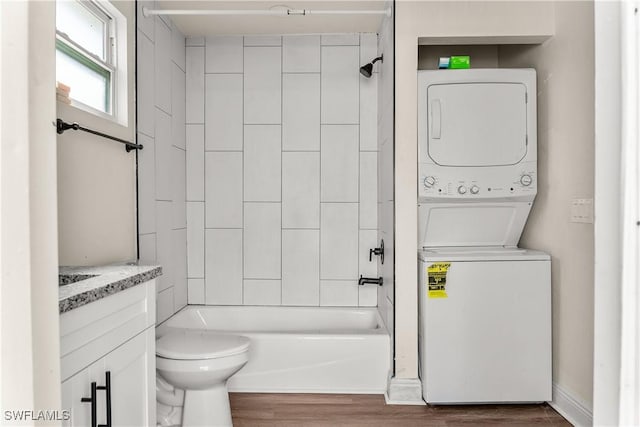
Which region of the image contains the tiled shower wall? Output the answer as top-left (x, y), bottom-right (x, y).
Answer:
top-left (136, 6), bottom-right (188, 323)
top-left (377, 0), bottom-right (395, 361)
top-left (185, 34), bottom-right (380, 307)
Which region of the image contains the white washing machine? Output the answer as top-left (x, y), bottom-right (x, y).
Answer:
top-left (418, 247), bottom-right (551, 404)
top-left (417, 69), bottom-right (552, 404)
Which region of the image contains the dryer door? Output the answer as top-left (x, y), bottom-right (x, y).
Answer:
top-left (427, 82), bottom-right (528, 167)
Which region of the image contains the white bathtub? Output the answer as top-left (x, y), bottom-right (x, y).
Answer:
top-left (156, 305), bottom-right (391, 394)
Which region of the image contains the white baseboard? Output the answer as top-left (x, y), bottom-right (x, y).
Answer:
top-left (549, 382), bottom-right (593, 427)
top-left (384, 377), bottom-right (426, 405)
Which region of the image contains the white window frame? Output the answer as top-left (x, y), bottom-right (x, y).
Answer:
top-left (55, 0), bottom-right (128, 126)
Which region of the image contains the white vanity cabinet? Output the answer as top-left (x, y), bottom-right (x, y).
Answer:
top-left (60, 280), bottom-right (156, 427)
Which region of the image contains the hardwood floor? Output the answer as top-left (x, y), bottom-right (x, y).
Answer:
top-left (230, 393), bottom-right (571, 426)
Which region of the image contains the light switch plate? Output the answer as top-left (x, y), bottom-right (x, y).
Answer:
top-left (570, 198), bottom-right (594, 223)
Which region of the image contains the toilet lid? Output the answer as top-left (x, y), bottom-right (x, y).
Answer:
top-left (156, 330), bottom-right (250, 360)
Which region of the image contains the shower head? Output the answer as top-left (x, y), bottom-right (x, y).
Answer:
top-left (359, 55), bottom-right (383, 78)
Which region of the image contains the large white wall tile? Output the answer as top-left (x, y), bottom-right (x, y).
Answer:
top-left (157, 11), bottom-right (171, 28)
top-left (282, 74), bottom-right (320, 151)
top-left (156, 201), bottom-right (173, 291)
top-left (320, 281), bottom-right (359, 306)
top-left (136, 0), bottom-right (154, 41)
top-left (244, 125), bottom-right (281, 202)
top-left (244, 203), bottom-right (281, 279)
top-left (155, 108), bottom-right (172, 201)
top-left (360, 73), bottom-right (378, 151)
top-left (321, 125), bottom-right (359, 202)
top-left (282, 35), bottom-right (320, 72)
top-left (379, 139), bottom-right (394, 203)
top-left (282, 230), bottom-right (319, 306)
top-left (244, 36), bottom-right (282, 46)
top-left (171, 22), bottom-right (186, 71)
top-left (171, 64), bottom-right (186, 149)
top-left (205, 152), bottom-right (243, 228)
top-left (380, 204), bottom-right (394, 303)
top-left (359, 283), bottom-right (378, 307)
top-left (173, 228), bottom-right (188, 310)
top-left (205, 229), bottom-right (243, 304)
top-left (188, 278), bottom-right (205, 304)
top-left (383, 295), bottom-right (394, 335)
top-left (320, 203), bottom-right (358, 279)
top-left (378, 285), bottom-right (388, 327)
top-left (359, 229), bottom-right (378, 278)
top-left (321, 46), bottom-right (359, 124)
top-left (137, 133), bottom-right (155, 234)
top-left (154, 18), bottom-right (171, 113)
top-left (186, 47), bottom-right (204, 124)
top-left (359, 33), bottom-right (378, 68)
top-left (138, 233), bottom-right (156, 265)
top-left (137, 31), bottom-right (155, 137)
top-left (186, 37), bottom-right (204, 47)
top-left (244, 280), bottom-right (281, 305)
top-left (206, 36), bottom-right (243, 73)
top-left (186, 125), bottom-right (204, 201)
top-left (187, 202), bottom-right (204, 278)
top-left (244, 47), bottom-right (281, 124)
top-left (205, 74), bottom-right (243, 150)
top-left (157, 287), bottom-right (174, 324)
top-left (360, 152), bottom-right (378, 229)
top-left (321, 34), bottom-right (360, 45)
top-left (282, 152), bottom-right (319, 228)
top-left (171, 147), bottom-right (186, 229)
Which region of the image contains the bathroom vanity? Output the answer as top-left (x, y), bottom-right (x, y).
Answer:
top-left (59, 264), bottom-right (161, 427)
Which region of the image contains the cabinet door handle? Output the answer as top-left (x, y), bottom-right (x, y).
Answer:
top-left (81, 382), bottom-right (98, 427)
top-left (97, 371), bottom-right (112, 427)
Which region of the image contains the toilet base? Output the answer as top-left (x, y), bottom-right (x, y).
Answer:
top-left (182, 382), bottom-right (232, 427)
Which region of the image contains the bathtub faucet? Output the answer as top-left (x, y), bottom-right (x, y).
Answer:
top-left (358, 275), bottom-right (383, 286)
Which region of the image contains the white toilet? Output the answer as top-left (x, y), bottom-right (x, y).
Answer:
top-left (156, 330), bottom-right (250, 427)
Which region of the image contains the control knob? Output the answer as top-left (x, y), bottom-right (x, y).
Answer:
top-left (470, 185), bottom-right (479, 195)
top-left (423, 176), bottom-right (436, 188)
top-left (457, 186), bottom-right (467, 195)
top-left (520, 174), bottom-right (533, 186)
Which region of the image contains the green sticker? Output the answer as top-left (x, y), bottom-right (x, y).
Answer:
top-left (449, 56), bottom-right (470, 69)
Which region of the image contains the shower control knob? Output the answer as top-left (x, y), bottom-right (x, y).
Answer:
top-left (457, 185), bottom-right (467, 195)
top-left (470, 185), bottom-right (479, 194)
top-left (520, 174), bottom-right (533, 186)
top-left (423, 176), bottom-right (436, 188)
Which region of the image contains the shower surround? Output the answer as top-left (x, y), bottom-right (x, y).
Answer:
top-left (183, 34), bottom-right (380, 308)
top-left (137, 26), bottom-right (379, 319)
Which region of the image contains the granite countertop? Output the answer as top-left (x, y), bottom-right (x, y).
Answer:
top-left (59, 262), bottom-right (162, 314)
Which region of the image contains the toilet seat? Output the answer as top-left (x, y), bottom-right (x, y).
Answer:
top-left (156, 330), bottom-right (250, 360)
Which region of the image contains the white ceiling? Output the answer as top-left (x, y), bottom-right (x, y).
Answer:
top-left (153, 1), bottom-right (386, 36)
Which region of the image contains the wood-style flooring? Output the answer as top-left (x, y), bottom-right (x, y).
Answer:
top-left (230, 393), bottom-right (571, 426)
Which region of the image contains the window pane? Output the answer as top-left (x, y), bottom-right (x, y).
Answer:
top-left (56, 48), bottom-right (109, 113)
top-left (56, 0), bottom-right (106, 60)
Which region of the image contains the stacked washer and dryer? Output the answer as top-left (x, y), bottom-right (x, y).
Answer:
top-left (417, 69), bottom-right (552, 404)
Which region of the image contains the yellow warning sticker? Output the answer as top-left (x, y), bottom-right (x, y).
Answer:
top-left (427, 262), bottom-right (450, 298)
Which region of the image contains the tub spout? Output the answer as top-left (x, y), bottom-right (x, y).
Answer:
top-left (358, 275), bottom-right (383, 286)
